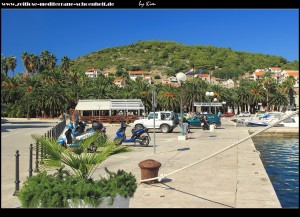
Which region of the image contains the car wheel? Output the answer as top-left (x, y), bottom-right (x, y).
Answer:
top-left (160, 124), bottom-right (170, 133)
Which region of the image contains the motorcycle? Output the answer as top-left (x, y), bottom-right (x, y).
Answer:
top-left (57, 121), bottom-right (107, 152)
top-left (200, 117), bottom-right (209, 130)
top-left (113, 122), bottom-right (150, 146)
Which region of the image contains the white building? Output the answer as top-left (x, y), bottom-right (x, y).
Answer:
top-left (128, 71), bottom-right (151, 84)
top-left (85, 68), bottom-right (100, 78)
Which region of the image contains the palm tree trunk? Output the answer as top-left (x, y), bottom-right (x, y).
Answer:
top-left (27, 105), bottom-right (30, 119)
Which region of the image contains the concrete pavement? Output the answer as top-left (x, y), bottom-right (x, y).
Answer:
top-left (1, 118), bottom-right (59, 208)
top-left (1, 117), bottom-right (283, 208)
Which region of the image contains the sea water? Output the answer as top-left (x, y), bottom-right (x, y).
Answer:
top-left (253, 137), bottom-right (299, 208)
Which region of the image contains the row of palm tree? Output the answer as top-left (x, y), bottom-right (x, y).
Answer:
top-left (1, 51), bottom-right (296, 118)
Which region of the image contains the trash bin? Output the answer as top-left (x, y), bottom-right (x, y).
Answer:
top-left (209, 124), bottom-right (215, 132)
top-left (138, 159), bottom-right (161, 184)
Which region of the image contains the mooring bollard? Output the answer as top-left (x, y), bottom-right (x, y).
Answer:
top-left (34, 142), bottom-right (39, 173)
top-left (138, 159), bottom-right (161, 184)
top-left (29, 144), bottom-right (33, 177)
top-left (13, 150), bottom-right (20, 196)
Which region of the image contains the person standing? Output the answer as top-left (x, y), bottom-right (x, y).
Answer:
top-left (217, 110), bottom-right (222, 118)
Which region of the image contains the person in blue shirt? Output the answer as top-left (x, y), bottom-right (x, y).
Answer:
top-left (217, 110), bottom-right (222, 117)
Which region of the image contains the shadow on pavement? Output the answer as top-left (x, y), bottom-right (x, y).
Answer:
top-left (3, 121), bottom-right (57, 125)
top-left (161, 183), bottom-right (234, 208)
top-left (1, 125), bottom-right (54, 132)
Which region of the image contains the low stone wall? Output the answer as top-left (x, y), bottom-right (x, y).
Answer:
top-left (248, 127), bottom-right (299, 137)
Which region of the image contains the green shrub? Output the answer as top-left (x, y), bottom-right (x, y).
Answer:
top-left (18, 168), bottom-right (137, 208)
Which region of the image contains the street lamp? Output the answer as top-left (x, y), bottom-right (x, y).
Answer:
top-left (222, 101), bottom-right (226, 113)
top-left (213, 98), bottom-right (217, 114)
top-left (176, 72), bottom-right (187, 136)
top-left (205, 91), bottom-right (214, 114)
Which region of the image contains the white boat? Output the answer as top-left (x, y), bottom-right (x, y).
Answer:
top-left (281, 116), bottom-right (299, 127)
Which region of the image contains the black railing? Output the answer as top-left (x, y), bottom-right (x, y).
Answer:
top-left (13, 119), bottom-right (66, 196)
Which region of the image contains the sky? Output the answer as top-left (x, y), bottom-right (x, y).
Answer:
top-left (1, 9), bottom-right (299, 76)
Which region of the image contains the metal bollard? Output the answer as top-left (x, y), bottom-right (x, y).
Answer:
top-left (34, 142), bottom-right (39, 173)
top-left (13, 150), bottom-right (20, 196)
top-left (52, 127), bottom-right (55, 139)
top-left (40, 140), bottom-right (44, 162)
top-left (29, 144), bottom-right (33, 177)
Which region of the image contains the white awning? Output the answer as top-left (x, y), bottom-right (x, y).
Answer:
top-left (75, 100), bottom-right (110, 110)
top-left (75, 99), bottom-right (144, 111)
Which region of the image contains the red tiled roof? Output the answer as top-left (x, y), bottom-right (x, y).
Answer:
top-left (269, 67), bottom-right (281, 71)
top-left (254, 71), bottom-right (265, 76)
top-left (196, 74), bottom-right (209, 77)
top-left (86, 68), bottom-right (100, 72)
top-left (114, 78), bottom-right (123, 82)
top-left (287, 71), bottom-right (299, 76)
top-left (128, 71), bottom-right (149, 75)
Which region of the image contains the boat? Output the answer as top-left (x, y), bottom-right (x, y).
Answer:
top-left (281, 116), bottom-right (299, 127)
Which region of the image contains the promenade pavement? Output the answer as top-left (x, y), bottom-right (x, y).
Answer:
top-left (1, 118), bottom-right (59, 208)
top-left (1, 117), bottom-right (281, 208)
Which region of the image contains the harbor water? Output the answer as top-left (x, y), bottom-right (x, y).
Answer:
top-left (253, 137), bottom-right (299, 208)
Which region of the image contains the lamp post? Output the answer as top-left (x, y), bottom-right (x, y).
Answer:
top-left (222, 101), bottom-right (226, 113)
top-left (205, 91), bottom-right (214, 114)
top-left (176, 72), bottom-right (187, 137)
top-left (213, 98), bottom-right (217, 114)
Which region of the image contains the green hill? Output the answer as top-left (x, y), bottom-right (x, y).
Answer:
top-left (70, 40), bottom-right (298, 79)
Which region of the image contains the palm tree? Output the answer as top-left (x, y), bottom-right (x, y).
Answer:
top-left (281, 76), bottom-right (296, 108)
top-left (21, 52), bottom-right (30, 74)
top-left (247, 81), bottom-right (264, 113)
top-left (184, 79), bottom-right (208, 112)
top-left (32, 132), bottom-right (129, 179)
top-left (61, 56), bottom-right (71, 75)
top-left (269, 91), bottom-right (288, 112)
top-left (40, 50), bottom-right (51, 72)
top-left (7, 56), bottom-right (17, 76)
top-left (1, 76), bottom-right (20, 104)
top-left (235, 86), bottom-right (250, 113)
top-left (1, 57), bottom-right (9, 76)
top-left (131, 80), bottom-right (152, 112)
top-left (260, 72), bottom-right (275, 111)
top-left (157, 84), bottom-right (179, 111)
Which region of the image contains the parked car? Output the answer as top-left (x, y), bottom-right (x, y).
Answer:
top-left (238, 111), bottom-right (251, 117)
top-left (187, 114), bottom-right (221, 129)
top-left (133, 111), bottom-right (179, 133)
top-left (221, 112), bottom-right (235, 117)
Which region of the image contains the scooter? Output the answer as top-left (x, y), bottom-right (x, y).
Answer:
top-left (57, 121), bottom-right (107, 152)
top-left (200, 117), bottom-right (210, 130)
top-left (113, 122), bottom-right (150, 146)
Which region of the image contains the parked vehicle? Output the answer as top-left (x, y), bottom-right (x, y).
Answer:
top-left (57, 121), bottom-right (106, 152)
top-left (239, 112), bottom-right (251, 117)
top-left (187, 114), bottom-right (221, 129)
top-left (221, 112), bottom-right (235, 117)
top-left (113, 122), bottom-right (150, 146)
top-left (133, 111), bottom-right (179, 133)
